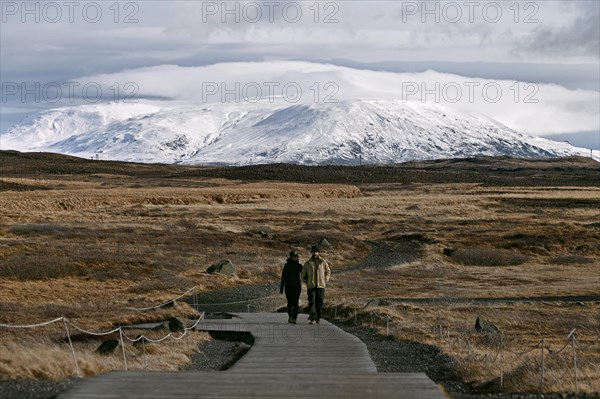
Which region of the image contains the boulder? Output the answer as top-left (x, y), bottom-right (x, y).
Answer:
top-left (96, 339), bottom-right (119, 355)
top-left (160, 300), bottom-right (175, 309)
top-left (475, 316), bottom-right (500, 336)
top-left (168, 317), bottom-right (185, 333)
top-left (320, 238), bottom-right (333, 249)
top-left (132, 335), bottom-right (149, 347)
top-left (206, 259), bottom-right (236, 276)
top-left (443, 248), bottom-right (456, 256)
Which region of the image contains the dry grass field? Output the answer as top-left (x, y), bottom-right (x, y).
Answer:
top-left (0, 151), bottom-right (598, 394)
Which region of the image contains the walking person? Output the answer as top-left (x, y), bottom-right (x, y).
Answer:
top-left (280, 249), bottom-right (302, 324)
top-left (301, 245), bottom-right (331, 324)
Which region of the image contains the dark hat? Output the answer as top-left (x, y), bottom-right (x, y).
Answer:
top-left (310, 245), bottom-right (320, 253)
top-left (289, 250), bottom-right (299, 258)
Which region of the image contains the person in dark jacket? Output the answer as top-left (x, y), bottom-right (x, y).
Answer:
top-left (280, 249), bottom-right (302, 323)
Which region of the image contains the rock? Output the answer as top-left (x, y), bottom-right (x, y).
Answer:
top-left (96, 339), bottom-right (119, 355)
top-left (475, 316), bottom-right (500, 336)
top-left (160, 300), bottom-right (175, 309)
top-left (132, 335), bottom-right (149, 347)
top-left (320, 238), bottom-right (333, 249)
top-left (247, 229), bottom-right (271, 238)
top-left (168, 317), bottom-right (185, 332)
top-left (206, 259), bottom-right (236, 276)
top-left (443, 248), bottom-right (456, 256)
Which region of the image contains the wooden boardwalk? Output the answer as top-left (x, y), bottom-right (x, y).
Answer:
top-left (59, 313), bottom-right (446, 398)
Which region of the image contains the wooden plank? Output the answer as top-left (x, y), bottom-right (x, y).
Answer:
top-left (58, 313), bottom-right (446, 399)
top-left (59, 372), bottom-right (445, 398)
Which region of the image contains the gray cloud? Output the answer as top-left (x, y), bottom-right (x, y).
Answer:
top-left (515, 1), bottom-right (599, 58)
top-left (1, 1), bottom-right (598, 136)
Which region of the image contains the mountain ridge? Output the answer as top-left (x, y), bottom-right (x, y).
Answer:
top-left (0, 99), bottom-right (588, 165)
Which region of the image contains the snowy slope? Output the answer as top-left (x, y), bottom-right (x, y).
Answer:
top-left (0, 99), bottom-right (589, 165)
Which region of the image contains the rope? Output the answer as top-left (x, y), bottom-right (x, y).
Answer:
top-left (504, 340), bottom-right (544, 357)
top-left (574, 335), bottom-right (600, 350)
top-left (120, 315), bottom-right (204, 344)
top-left (65, 320), bottom-right (122, 336)
top-left (548, 338), bottom-right (572, 355)
top-left (125, 286), bottom-right (197, 311)
top-left (0, 317), bottom-right (64, 329)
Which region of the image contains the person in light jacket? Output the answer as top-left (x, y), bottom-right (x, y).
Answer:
top-left (301, 245), bottom-right (331, 324)
top-left (280, 249), bottom-right (302, 324)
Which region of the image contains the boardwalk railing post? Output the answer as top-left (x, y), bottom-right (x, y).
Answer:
top-left (247, 304), bottom-right (250, 313)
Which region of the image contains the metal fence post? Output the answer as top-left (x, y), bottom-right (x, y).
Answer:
top-left (386, 317), bottom-right (389, 336)
top-left (500, 337), bottom-right (504, 388)
top-left (540, 339), bottom-right (545, 392)
top-left (568, 330), bottom-right (578, 392)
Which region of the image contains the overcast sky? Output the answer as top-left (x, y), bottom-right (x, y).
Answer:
top-left (1, 0), bottom-right (599, 147)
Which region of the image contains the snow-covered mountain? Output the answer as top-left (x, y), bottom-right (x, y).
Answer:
top-left (0, 99), bottom-right (588, 165)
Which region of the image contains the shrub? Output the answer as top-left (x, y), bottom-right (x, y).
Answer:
top-left (451, 246), bottom-right (528, 266)
top-left (548, 255), bottom-right (592, 265)
top-left (0, 253), bottom-right (82, 280)
top-left (9, 224), bottom-right (71, 235)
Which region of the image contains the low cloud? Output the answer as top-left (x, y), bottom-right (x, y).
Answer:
top-left (76, 61), bottom-right (599, 135)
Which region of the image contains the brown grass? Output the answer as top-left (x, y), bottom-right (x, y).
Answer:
top-left (0, 329), bottom-right (209, 380)
top-left (0, 161), bottom-right (598, 392)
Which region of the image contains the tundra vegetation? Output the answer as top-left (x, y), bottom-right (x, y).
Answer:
top-left (0, 151), bottom-right (598, 394)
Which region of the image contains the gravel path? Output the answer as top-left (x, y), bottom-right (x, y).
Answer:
top-left (333, 322), bottom-right (599, 399)
top-left (0, 378), bottom-right (77, 399)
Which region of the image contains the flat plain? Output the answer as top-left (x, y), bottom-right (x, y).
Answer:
top-left (0, 151), bottom-right (598, 394)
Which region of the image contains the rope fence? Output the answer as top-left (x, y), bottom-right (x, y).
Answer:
top-left (0, 285), bottom-right (281, 379)
top-left (125, 286), bottom-right (199, 311)
top-left (325, 303), bottom-right (600, 394)
top-left (0, 314), bottom-right (205, 377)
top-left (0, 284), bottom-right (209, 378)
